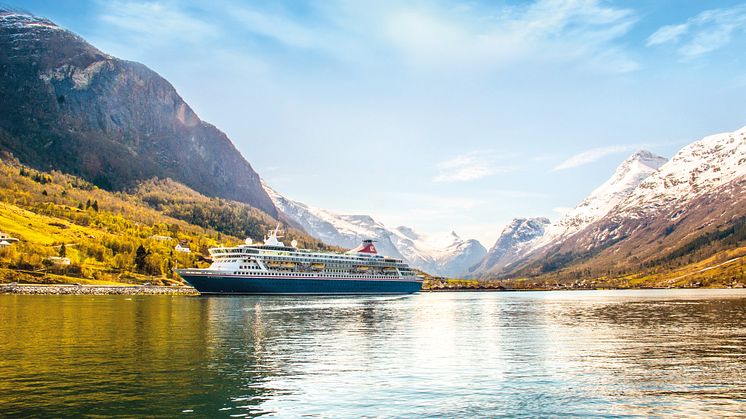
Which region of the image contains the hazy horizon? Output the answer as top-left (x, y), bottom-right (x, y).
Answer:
top-left (11, 0), bottom-right (746, 247)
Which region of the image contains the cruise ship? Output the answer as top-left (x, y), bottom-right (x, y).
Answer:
top-left (176, 226), bottom-right (423, 295)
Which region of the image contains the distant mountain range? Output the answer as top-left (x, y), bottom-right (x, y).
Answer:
top-left (0, 9), bottom-right (276, 216)
top-left (264, 183), bottom-right (486, 276)
top-left (471, 126), bottom-right (746, 284)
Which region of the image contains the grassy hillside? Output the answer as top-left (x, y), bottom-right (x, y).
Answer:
top-left (0, 154), bottom-right (332, 285)
top-left (493, 245), bottom-right (746, 290)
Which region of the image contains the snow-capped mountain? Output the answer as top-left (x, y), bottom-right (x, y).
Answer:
top-left (570, 125), bottom-right (746, 251)
top-left (530, 150), bottom-right (667, 250)
top-left (264, 182), bottom-right (486, 277)
top-left (468, 217), bottom-right (550, 275)
top-left (486, 125), bottom-right (746, 280)
top-left (615, 126), bottom-right (746, 218)
top-left (470, 150), bottom-right (668, 276)
top-left (389, 227), bottom-right (486, 276)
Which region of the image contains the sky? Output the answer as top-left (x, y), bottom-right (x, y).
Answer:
top-left (10, 0), bottom-right (746, 247)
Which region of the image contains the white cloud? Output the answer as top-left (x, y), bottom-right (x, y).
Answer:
top-left (646, 4), bottom-right (746, 58)
top-left (433, 151), bottom-right (508, 182)
top-left (553, 145), bottom-right (635, 171)
top-left (646, 23), bottom-right (689, 46)
top-left (93, 0), bottom-right (640, 75)
top-left (230, 7), bottom-right (322, 50)
top-left (98, 1), bottom-right (219, 46)
top-left (381, 0), bottom-right (639, 74)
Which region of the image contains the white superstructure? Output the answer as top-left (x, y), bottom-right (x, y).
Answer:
top-left (183, 226), bottom-right (420, 282)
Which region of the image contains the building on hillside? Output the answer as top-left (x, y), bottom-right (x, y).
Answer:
top-left (0, 232), bottom-right (19, 243)
top-left (174, 243), bottom-right (191, 254)
top-left (0, 240), bottom-right (11, 248)
top-left (47, 256), bottom-right (71, 266)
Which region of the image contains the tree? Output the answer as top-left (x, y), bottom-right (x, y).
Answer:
top-left (92, 200), bottom-right (99, 212)
top-left (85, 199), bottom-right (91, 209)
top-left (59, 244), bottom-right (67, 258)
top-left (134, 244), bottom-right (148, 272)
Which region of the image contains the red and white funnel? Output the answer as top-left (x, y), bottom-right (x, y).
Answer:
top-left (348, 239), bottom-right (378, 255)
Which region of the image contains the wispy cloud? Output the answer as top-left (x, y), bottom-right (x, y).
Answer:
top-left (646, 4), bottom-right (746, 59)
top-left (553, 145), bottom-right (636, 171)
top-left (382, 0), bottom-right (640, 74)
top-left (98, 1), bottom-right (219, 45)
top-left (433, 151), bottom-right (509, 182)
top-left (92, 0), bottom-right (640, 75)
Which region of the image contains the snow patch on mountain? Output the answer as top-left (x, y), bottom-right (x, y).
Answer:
top-left (263, 182), bottom-right (486, 277)
top-left (0, 11), bottom-right (62, 32)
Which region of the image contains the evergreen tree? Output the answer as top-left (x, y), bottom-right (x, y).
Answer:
top-left (92, 200), bottom-right (99, 212)
top-left (85, 199), bottom-right (91, 209)
top-left (134, 245), bottom-right (148, 272)
top-left (59, 244), bottom-right (66, 258)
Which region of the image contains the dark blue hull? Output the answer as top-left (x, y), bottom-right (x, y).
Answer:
top-left (179, 274), bottom-right (423, 295)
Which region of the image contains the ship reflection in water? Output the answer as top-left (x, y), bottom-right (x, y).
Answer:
top-left (1, 290), bottom-right (746, 416)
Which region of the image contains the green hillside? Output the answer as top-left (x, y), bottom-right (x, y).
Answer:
top-left (0, 154), bottom-right (332, 285)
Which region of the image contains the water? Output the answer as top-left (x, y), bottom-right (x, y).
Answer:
top-left (1, 290), bottom-right (746, 417)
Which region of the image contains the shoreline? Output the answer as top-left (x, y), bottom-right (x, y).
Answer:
top-left (2, 284), bottom-right (743, 295)
top-left (0, 283), bottom-right (199, 295)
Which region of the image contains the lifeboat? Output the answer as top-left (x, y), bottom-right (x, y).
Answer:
top-left (267, 261), bottom-right (282, 267)
top-left (311, 263), bottom-right (325, 270)
top-left (281, 261), bottom-right (296, 268)
top-left (355, 266), bottom-right (370, 272)
top-left (383, 267), bottom-right (397, 271)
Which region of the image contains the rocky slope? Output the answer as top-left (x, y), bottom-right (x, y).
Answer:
top-left (472, 150), bottom-right (667, 277)
top-left (0, 10), bottom-right (276, 216)
top-left (264, 182), bottom-right (486, 276)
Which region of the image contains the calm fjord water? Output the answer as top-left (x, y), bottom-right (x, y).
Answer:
top-left (1, 290), bottom-right (745, 417)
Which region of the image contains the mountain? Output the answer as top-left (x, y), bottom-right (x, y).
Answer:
top-left (472, 150), bottom-right (667, 277)
top-left (389, 227), bottom-right (487, 276)
top-left (498, 126), bottom-right (746, 285)
top-left (532, 150), bottom-right (668, 249)
top-left (264, 183), bottom-right (486, 276)
top-left (551, 126), bottom-right (746, 263)
top-left (0, 9), bottom-right (276, 216)
top-left (469, 217), bottom-right (550, 274)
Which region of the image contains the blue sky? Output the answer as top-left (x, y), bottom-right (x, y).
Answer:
top-left (11, 0), bottom-right (746, 247)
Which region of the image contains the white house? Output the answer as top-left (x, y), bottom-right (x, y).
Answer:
top-left (0, 232), bottom-right (19, 243)
top-left (47, 256), bottom-right (71, 266)
top-left (174, 243), bottom-right (191, 254)
top-left (0, 240), bottom-right (11, 248)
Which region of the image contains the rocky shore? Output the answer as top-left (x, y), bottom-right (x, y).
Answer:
top-left (0, 284), bottom-right (199, 295)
